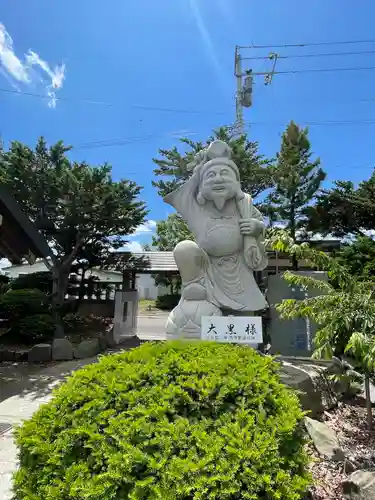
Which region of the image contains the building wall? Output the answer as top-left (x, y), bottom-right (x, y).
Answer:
top-left (3, 260), bottom-right (49, 278)
top-left (2, 261), bottom-right (168, 301)
top-left (135, 274), bottom-right (168, 300)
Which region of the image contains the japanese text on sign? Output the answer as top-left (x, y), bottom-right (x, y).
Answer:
top-left (201, 316), bottom-right (263, 344)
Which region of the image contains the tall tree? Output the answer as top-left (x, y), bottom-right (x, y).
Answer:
top-left (306, 171), bottom-right (375, 237)
top-left (262, 121), bottom-right (326, 269)
top-left (338, 236), bottom-right (375, 279)
top-left (146, 214), bottom-right (194, 295)
top-left (0, 137), bottom-right (147, 336)
top-left (152, 126), bottom-right (274, 260)
top-left (153, 126), bottom-right (274, 199)
top-left (151, 214), bottom-right (193, 251)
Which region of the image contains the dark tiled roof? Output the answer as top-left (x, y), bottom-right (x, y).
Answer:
top-left (130, 252), bottom-right (178, 272)
top-left (125, 241), bottom-right (341, 272)
top-left (0, 186), bottom-right (52, 264)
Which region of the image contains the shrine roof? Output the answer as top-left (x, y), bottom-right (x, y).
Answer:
top-left (0, 186), bottom-right (52, 265)
top-left (101, 239), bottom-right (342, 274)
top-left (108, 251), bottom-right (178, 273)
top-left (131, 251), bottom-right (178, 272)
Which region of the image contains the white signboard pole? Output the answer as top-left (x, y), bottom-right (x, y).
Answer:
top-left (201, 316), bottom-right (263, 344)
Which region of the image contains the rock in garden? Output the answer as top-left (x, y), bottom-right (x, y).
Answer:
top-left (74, 339), bottom-right (101, 359)
top-left (28, 343), bottom-right (52, 363)
top-left (344, 458), bottom-right (359, 476)
top-left (1, 348), bottom-right (26, 362)
top-left (305, 416), bottom-right (345, 461)
top-left (279, 361), bottom-right (338, 417)
top-left (52, 338), bottom-right (73, 361)
top-left (342, 470), bottom-right (375, 499)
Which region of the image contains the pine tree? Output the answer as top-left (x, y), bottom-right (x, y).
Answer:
top-left (153, 126), bottom-right (274, 199)
top-left (306, 170), bottom-right (375, 238)
top-left (262, 121), bottom-right (326, 269)
top-left (0, 137), bottom-right (147, 336)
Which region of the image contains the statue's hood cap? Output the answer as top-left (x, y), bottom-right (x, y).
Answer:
top-left (190, 140), bottom-right (240, 180)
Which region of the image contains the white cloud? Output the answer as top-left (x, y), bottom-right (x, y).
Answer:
top-left (0, 26), bottom-right (30, 83)
top-left (117, 241), bottom-right (144, 252)
top-left (0, 258), bottom-right (11, 269)
top-left (0, 23), bottom-right (66, 108)
top-left (362, 229), bottom-right (375, 238)
top-left (132, 220), bottom-right (157, 236)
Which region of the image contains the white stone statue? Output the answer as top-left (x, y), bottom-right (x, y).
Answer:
top-left (164, 140), bottom-right (268, 339)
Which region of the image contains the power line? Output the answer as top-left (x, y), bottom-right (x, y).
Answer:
top-left (244, 119), bottom-right (375, 127)
top-left (0, 87), bottom-right (114, 106)
top-left (327, 165), bottom-right (375, 170)
top-left (75, 119), bottom-right (375, 150)
top-left (0, 86), bottom-right (227, 116)
top-left (243, 49), bottom-right (375, 61)
top-left (75, 137), bottom-right (157, 150)
top-left (74, 130), bottom-right (197, 150)
top-left (2, 84), bottom-right (375, 118)
top-left (254, 65), bottom-right (375, 76)
top-left (239, 39), bottom-right (375, 49)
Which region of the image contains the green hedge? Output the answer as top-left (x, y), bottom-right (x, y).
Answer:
top-left (155, 293), bottom-right (180, 310)
top-left (11, 272), bottom-right (53, 294)
top-left (13, 342), bottom-right (310, 499)
top-left (0, 289), bottom-right (53, 343)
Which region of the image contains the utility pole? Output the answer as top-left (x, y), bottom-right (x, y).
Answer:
top-left (233, 46), bottom-right (278, 136)
top-left (234, 46), bottom-right (245, 135)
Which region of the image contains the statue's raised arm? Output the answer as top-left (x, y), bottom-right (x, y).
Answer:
top-left (163, 140), bottom-right (268, 339)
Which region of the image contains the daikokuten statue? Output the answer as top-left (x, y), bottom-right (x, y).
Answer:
top-left (164, 140), bottom-right (268, 338)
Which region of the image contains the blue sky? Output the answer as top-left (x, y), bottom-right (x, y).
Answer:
top-left (1, 0), bottom-right (375, 251)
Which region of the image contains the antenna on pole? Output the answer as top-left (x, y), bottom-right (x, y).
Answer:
top-left (264, 52), bottom-right (279, 85)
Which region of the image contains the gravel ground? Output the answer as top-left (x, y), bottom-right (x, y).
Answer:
top-left (308, 399), bottom-right (375, 499)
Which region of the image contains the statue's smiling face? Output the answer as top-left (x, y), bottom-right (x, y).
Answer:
top-left (200, 164), bottom-right (238, 206)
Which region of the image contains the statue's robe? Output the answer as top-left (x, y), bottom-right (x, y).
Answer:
top-left (164, 174), bottom-right (268, 312)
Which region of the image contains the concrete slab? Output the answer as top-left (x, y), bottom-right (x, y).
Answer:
top-left (0, 429), bottom-right (18, 499)
top-left (136, 315), bottom-right (167, 341)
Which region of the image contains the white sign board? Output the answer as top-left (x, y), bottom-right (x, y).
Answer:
top-left (201, 316), bottom-right (263, 344)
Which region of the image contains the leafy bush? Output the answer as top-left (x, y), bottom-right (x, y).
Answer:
top-left (0, 274), bottom-right (10, 295)
top-left (269, 230), bottom-right (375, 429)
top-left (155, 293), bottom-right (180, 310)
top-left (0, 289), bottom-right (53, 344)
top-left (14, 341), bottom-right (310, 499)
top-left (0, 288), bottom-right (49, 317)
top-left (63, 313), bottom-right (112, 337)
top-left (17, 313), bottom-right (55, 343)
top-left (12, 271), bottom-right (53, 294)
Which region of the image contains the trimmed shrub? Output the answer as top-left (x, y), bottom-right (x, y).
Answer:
top-left (12, 271), bottom-right (53, 294)
top-left (155, 293), bottom-right (180, 310)
top-left (63, 313), bottom-right (112, 337)
top-left (0, 274), bottom-right (10, 294)
top-left (17, 313), bottom-right (55, 343)
top-left (13, 342), bottom-right (310, 499)
top-left (0, 288), bottom-right (49, 317)
top-left (0, 289), bottom-right (53, 344)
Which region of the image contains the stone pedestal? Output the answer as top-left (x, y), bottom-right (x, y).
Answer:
top-left (113, 289), bottom-right (139, 344)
